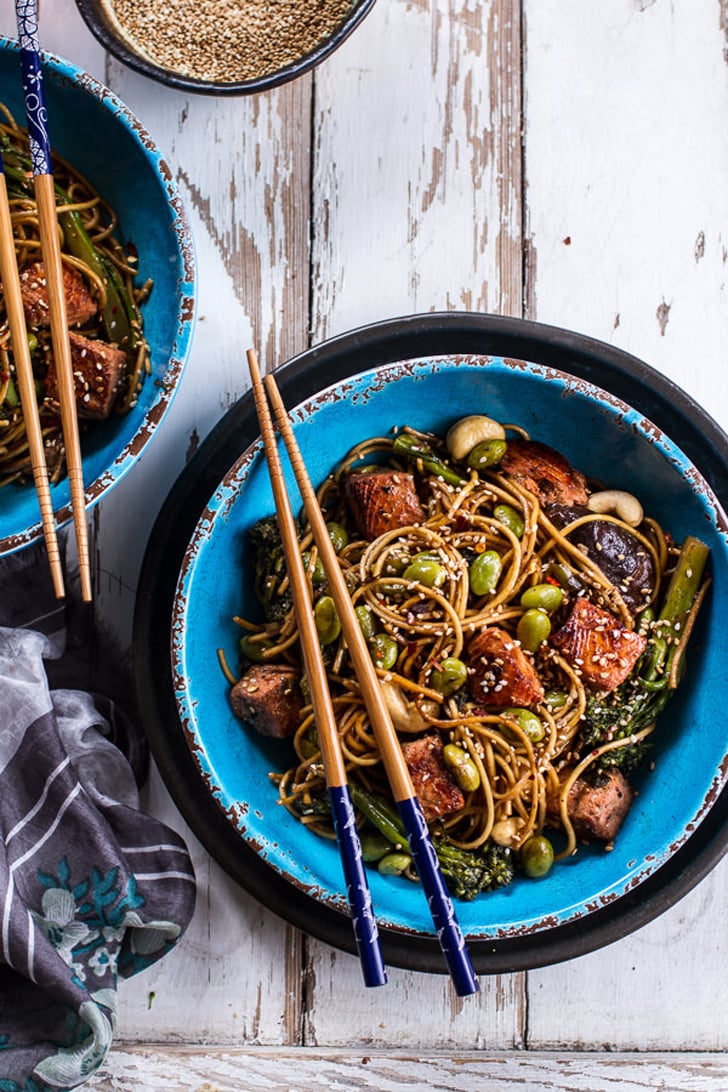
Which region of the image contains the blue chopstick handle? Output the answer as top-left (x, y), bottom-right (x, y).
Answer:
top-left (16, 1), bottom-right (52, 175)
top-left (328, 785), bottom-right (387, 988)
top-left (396, 796), bottom-right (479, 997)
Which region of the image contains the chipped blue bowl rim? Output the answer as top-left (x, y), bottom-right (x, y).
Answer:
top-left (135, 312), bottom-right (728, 974)
top-left (0, 37), bottom-right (196, 554)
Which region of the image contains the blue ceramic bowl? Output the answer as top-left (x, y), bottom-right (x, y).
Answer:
top-left (0, 37), bottom-right (196, 554)
top-left (172, 355), bottom-right (728, 942)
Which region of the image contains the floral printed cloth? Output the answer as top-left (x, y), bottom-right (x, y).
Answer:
top-left (0, 543), bottom-right (196, 1090)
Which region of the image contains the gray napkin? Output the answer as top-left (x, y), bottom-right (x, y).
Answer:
top-left (0, 540), bottom-right (196, 1090)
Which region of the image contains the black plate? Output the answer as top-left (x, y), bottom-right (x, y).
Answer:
top-left (133, 312), bottom-right (728, 974)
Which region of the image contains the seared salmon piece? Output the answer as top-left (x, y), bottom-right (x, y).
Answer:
top-left (230, 663), bottom-right (303, 739)
top-left (547, 768), bottom-right (634, 842)
top-left (401, 734), bottom-right (465, 821)
top-left (467, 626), bottom-right (545, 707)
top-left (551, 597), bottom-right (646, 691)
top-left (45, 332), bottom-right (126, 420)
top-left (19, 261), bottom-right (97, 328)
top-left (344, 470), bottom-right (425, 540)
top-left (501, 439), bottom-right (588, 507)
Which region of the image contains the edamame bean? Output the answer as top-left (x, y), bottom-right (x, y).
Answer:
top-left (467, 438), bottom-right (507, 469)
top-left (520, 834), bottom-right (554, 878)
top-left (520, 583), bottom-right (564, 612)
top-left (501, 707), bottom-right (545, 743)
top-left (431, 657), bottom-right (467, 696)
top-left (403, 552), bottom-right (447, 588)
top-left (239, 635), bottom-right (274, 662)
top-left (378, 852), bottom-right (412, 875)
top-left (360, 833), bottom-right (393, 862)
top-left (544, 689), bottom-right (568, 710)
top-left (370, 633), bottom-right (399, 670)
top-left (469, 549), bottom-right (502, 596)
top-left (327, 521), bottom-right (349, 552)
top-left (302, 551), bottom-right (326, 586)
top-left (443, 743), bottom-right (481, 792)
top-left (27, 332), bottom-right (38, 353)
top-left (314, 595), bottom-right (341, 645)
top-left (355, 604), bottom-right (376, 641)
top-left (494, 503), bottom-right (525, 538)
top-left (517, 607), bottom-right (551, 651)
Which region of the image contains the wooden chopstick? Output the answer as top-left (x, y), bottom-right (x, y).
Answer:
top-left (261, 364), bottom-right (480, 997)
top-left (247, 350), bottom-right (386, 989)
top-left (16, 2), bottom-right (92, 602)
top-left (0, 151), bottom-right (64, 597)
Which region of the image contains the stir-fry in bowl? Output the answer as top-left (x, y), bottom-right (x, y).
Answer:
top-left (0, 37), bottom-right (196, 554)
top-left (171, 353), bottom-right (728, 950)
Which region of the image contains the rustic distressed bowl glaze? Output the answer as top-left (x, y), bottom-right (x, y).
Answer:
top-left (135, 314), bottom-right (728, 973)
top-left (74, 0), bottom-right (378, 95)
top-left (0, 37), bottom-right (196, 555)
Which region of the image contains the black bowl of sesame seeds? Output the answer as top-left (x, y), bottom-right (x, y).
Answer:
top-left (74, 0), bottom-right (378, 95)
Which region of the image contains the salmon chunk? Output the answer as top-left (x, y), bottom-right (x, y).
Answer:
top-left (551, 597), bottom-right (646, 692)
top-left (230, 663), bottom-right (303, 739)
top-left (501, 439), bottom-right (588, 507)
top-left (467, 626), bottom-right (545, 707)
top-left (344, 470), bottom-right (425, 540)
top-left (548, 768), bottom-right (635, 842)
top-left (45, 332), bottom-right (126, 420)
top-left (19, 261), bottom-right (97, 328)
top-left (401, 735), bottom-right (465, 821)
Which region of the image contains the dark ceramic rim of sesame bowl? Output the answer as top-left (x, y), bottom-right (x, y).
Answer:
top-left (134, 312), bottom-right (728, 975)
top-left (74, 0), bottom-right (378, 95)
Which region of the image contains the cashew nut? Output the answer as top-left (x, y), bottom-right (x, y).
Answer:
top-left (379, 680), bottom-right (431, 732)
top-left (587, 489), bottom-right (644, 527)
top-left (490, 817), bottom-right (524, 847)
top-left (446, 414), bottom-right (506, 462)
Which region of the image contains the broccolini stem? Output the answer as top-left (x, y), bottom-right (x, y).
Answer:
top-left (653, 535), bottom-right (710, 689)
top-left (392, 431), bottom-right (463, 486)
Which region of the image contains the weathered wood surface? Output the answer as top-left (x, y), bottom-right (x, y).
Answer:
top-left (84, 1048), bottom-right (728, 1092)
top-left (2, 0), bottom-right (726, 1083)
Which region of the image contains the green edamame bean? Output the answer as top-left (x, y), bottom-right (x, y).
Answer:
top-left (302, 551), bottom-right (326, 586)
top-left (360, 833), bottom-right (393, 862)
top-left (467, 438), bottom-right (508, 469)
top-left (314, 595), bottom-right (341, 645)
top-left (544, 689), bottom-right (568, 710)
top-left (517, 608), bottom-right (551, 651)
top-left (239, 635), bottom-right (274, 662)
top-left (27, 332), bottom-right (38, 353)
top-left (469, 549), bottom-right (502, 596)
top-left (402, 552), bottom-right (447, 588)
top-left (501, 707), bottom-right (545, 743)
top-left (355, 604), bottom-right (377, 642)
top-left (443, 743), bottom-right (481, 792)
top-left (494, 503), bottom-right (525, 538)
top-left (378, 852), bottom-right (412, 875)
top-left (430, 657), bottom-right (468, 696)
top-left (369, 633), bottom-right (399, 670)
top-left (520, 834), bottom-right (554, 878)
top-left (520, 583), bottom-right (564, 612)
top-left (327, 521), bottom-right (349, 552)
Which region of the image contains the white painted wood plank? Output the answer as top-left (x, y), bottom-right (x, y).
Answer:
top-left (84, 1048), bottom-right (728, 1092)
top-left (311, 0), bottom-right (523, 342)
top-left (523, 0), bottom-right (728, 1051)
top-left (523, 0), bottom-right (728, 428)
top-left (527, 854), bottom-right (728, 1051)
